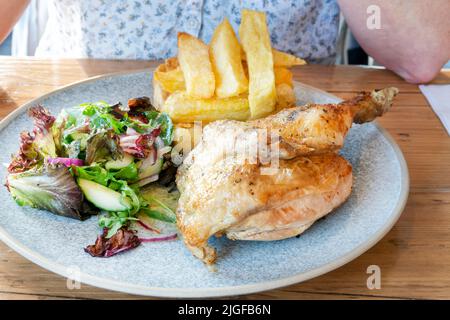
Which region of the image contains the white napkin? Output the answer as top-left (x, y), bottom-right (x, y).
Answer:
top-left (419, 84), bottom-right (450, 135)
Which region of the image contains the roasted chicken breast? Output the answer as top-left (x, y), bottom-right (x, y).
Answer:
top-left (176, 88), bottom-right (399, 264)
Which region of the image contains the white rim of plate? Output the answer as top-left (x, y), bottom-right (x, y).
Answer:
top-left (0, 69), bottom-right (410, 298)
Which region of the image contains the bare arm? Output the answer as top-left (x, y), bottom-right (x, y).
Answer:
top-left (0, 0), bottom-right (29, 44)
top-left (338, 0), bottom-right (450, 83)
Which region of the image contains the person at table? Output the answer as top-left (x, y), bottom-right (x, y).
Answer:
top-left (0, 0), bottom-right (448, 84)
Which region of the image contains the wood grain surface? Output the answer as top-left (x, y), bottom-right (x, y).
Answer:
top-left (0, 57), bottom-right (449, 300)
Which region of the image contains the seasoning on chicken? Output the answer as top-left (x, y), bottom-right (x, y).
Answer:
top-left (176, 88), bottom-right (399, 264)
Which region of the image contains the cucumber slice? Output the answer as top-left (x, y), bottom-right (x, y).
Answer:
top-left (105, 154), bottom-right (133, 170)
top-left (138, 158), bottom-right (163, 180)
top-left (78, 178), bottom-right (131, 211)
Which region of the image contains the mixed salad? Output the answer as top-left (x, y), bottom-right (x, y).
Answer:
top-left (5, 97), bottom-right (179, 257)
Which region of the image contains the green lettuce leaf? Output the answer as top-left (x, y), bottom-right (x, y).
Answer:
top-left (112, 162), bottom-right (138, 181)
top-left (139, 185), bottom-right (178, 223)
top-left (85, 131), bottom-right (121, 164)
top-left (154, 112), bottom-right (174, 146)
top-left (81, 102), bottom-right (126, 134)
top-left (98, 212), bottom-right (139, 238)
top-left (6, 164), bottom-right (97, 220)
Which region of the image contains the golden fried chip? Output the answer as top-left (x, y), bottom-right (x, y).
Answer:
top-left (275, 83), bottom-right (296, 110)
top-left (272, 49), bottom-right (306, 67)
top-left (210, 18), bottom-right (248, 98)
top-left (161, 91), bottom-right (250, 123)
top-left (239, 9), bottom-right (276, 119)
top-left (241, 47), bottom-right (306, 67)
top-left (154, 66), bottom-right (185, 93)
top-left (178, 32), bottom-right (215, 99)
top-left (274, 67), bottom-right (294, 88)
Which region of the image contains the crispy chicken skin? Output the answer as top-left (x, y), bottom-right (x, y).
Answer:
top-left (252, 87), bottom-right (399, 158)
top-left (176, 88), bottom-right (398, 264)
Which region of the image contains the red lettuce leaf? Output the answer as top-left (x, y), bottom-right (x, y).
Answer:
top-left (85, 130), bottom-right (121, 164)
top-left (28, 105), bottom-right (55, 133)
top-left (6, 164), bottom-right (97, 220)
top-left (119, 127), bottom-right (160, 158)
top-left (9, 105), bottom-right (58, 173)
top-left (127, 96), bottom-right (154, 111)
top-left (8, 131), bottom-right (40, 173)
top-left (110, 97), bottom-right (155, 124)
top-left (84, 228), bottom-right (141, 258)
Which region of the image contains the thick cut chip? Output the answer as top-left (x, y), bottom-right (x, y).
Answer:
top-left (275, 83), bottom-right (296, 110)
top-left (272, 49), bottom-right (307, 67)
top-left (161, 91), bottom-right (250, 123)
top-left (274, 67), bottom-right (293, 88)
top-left (210, 18), bottom-right (248, 98)
top-left (152, 58), bottom-right (183, 109)
top-left (239, 9), bottom-right (276, 119)
top-left (241, 47), bottom-right (306, 67)
top-left (154, 66), bottom-right (185, 93)
top-left (177, 33), bottom-right (215, 99)
top-left (152, 77), bottom-right (170, 110)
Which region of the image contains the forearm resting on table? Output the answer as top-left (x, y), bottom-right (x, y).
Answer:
top-left (338, 0), bottom-right (450, 83)
top-left (0, 0), bottom-right (29, 44)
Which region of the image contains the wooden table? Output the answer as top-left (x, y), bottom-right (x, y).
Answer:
top-left (0, 57), bottom-right (449, 300)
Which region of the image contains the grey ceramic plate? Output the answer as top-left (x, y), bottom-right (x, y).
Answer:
top-left (0, 70), bottom-right (408, 298)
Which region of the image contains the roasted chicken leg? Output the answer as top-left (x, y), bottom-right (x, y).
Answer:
top-left (176, 88), bottom-right (398, 264)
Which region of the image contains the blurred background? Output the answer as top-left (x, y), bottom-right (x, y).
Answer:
top-left (1, 1), bottom-right (449, 68)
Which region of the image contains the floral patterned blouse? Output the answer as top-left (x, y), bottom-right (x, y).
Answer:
top-left (35, 0), bottom-right (340, 64)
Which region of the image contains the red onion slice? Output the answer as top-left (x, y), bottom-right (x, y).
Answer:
top-left (47, 157), bottom-right (84, 167)
top-left (136, 220), bottom-right (161, 234)
top-left (138, 233), bottom-right (178, 242)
